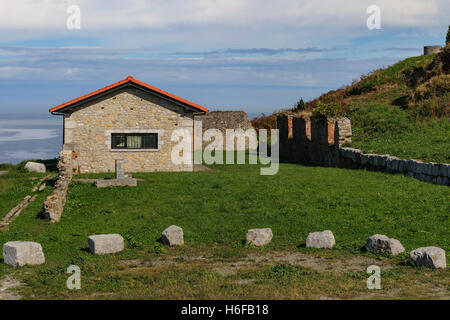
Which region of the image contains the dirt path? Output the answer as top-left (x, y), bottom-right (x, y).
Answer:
top-left (121, 250), bottom-right (394, 275)
top-left (0, 276), bottom-right (22, 300)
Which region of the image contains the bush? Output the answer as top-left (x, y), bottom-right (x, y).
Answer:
top-left (311, 102), bottom-right (345, 121)
top-left (446, 25), bottom-right (450, 44)
top-left (295, 98), bottom-right (305, 111)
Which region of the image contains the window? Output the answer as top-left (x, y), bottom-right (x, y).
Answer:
top-left (111, 133), bottom-right (158, 150)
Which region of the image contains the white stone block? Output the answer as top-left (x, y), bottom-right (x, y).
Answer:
top-left (88, 234), bottom-right (124, 254)
top-left (161, 225), bottom-right (184, 246)
top-left (3, 241), bottom-right (45, 267)
top-left (24, 162), bottom-right (46, 173)
top-left (306, 230), bottom-right (335, 249)
top-left (246, 228), bottom-right (273, 247)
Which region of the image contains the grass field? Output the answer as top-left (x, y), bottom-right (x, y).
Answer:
top-left (0, 162), bottom-right (448, 299)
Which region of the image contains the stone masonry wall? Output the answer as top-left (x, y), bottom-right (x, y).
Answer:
top-left (278, 115), bottom-right (351, 167)
top-left (278, 115), bottom-right (449, 186)
top-left (339, 148), bottom-right (449, 185)
top-left (196, 111), bottom-right (254, 150)
top-left (43, 150), bottom-right (73, 223)
top-left (63, 87), bottom-right (195, 173)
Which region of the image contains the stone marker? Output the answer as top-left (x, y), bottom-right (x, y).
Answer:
top-left (161, 225), bottom-right (184, 246)
top-left (366, 234), bottom-right (405, 255)
top-left (306, 230), bottom-right (335, 249)
top-left (88, 234), bottom-right (124, 254)
top-left (246, 228), bottom-right (273, 247)
top-left (3, 241), bottom-right (45, 267)
top-left (410, 246), bottom-right (446, 269)
top-left (115, 159), bottom-right (125, 179)
top-left (24, 161), bottom-right (46, 173)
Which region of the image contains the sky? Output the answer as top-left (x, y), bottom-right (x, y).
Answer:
top-left (0, 0), bottom-right (448, 117)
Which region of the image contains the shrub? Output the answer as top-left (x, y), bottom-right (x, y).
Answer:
top-left (311, 102), bottom-right (345, 121)
top-left (295, 98), bottom-right (305, 111)
top-left (251, 114), bottom-right (277, 134)
top-left (446, 25), bottom-right (450, 44)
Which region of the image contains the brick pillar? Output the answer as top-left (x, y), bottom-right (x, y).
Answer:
top-left (288, 116), bottom-right (293, 138)
top-left (327, 122), bottom-right (335, 145)
top-left (305, 119), bottom-right (311, 141)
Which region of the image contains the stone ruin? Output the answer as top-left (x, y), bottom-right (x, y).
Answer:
top-left (42, 149), bottom-right (73, 223)
top-left (278, 115), bottom-right (449, 186)
top-left (278, 115), bottom-right (352, 167)
top-left (196, 110), bottom-right (254, 150)
top-left (423, 45), bottom-right (442, 55)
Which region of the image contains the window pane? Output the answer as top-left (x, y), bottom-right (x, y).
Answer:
top-left (143, 133), bottom-right (158, 149)
top-left (127, 135), bottom-right (142, 148)
top-left (111, 134), bottom-right (126, 148)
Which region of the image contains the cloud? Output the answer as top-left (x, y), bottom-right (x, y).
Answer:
top-left (0, 128), bottom-right (58, 142)
top-left (168, 47), bottom-right (333, 56)
top-left (0, 0), bottom-right (447, 31)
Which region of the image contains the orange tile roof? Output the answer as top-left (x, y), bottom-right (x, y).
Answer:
top-left (49, 76), bottom-right (208, 113)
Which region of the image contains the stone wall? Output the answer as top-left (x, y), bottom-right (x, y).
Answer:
top-left (43, 150), bottom-right (73, 223)
top-left (424, 46), bottom-right (442, 55)
top-left (278, 115), bottom-right (351, 167)
top-left (63, 87), bottom-right (195, 173)
top-left (196, 111), bottom-right (254, 150)
top-left (278, 115), bottom-right (449, 186)
top-left (339, 148), bottom-right (449, 185)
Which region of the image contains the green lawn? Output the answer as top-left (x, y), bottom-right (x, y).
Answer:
top-left (0, 163), bottom-right (448, 299)
top-left (0, 171), bottom-right (47, 220)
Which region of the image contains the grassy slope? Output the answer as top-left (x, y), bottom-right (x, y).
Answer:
top-left (270, 53), bottom-right (449, 163)
top-left (0, 165), bottom-right (448, 299)
top-left (0, 171), bottom-right (47, 220)
top-left (346, 54), bottom-right (449, 163)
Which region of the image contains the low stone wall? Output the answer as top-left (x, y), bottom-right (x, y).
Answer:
top-left (339, 148), bottom-right (449, 185)
top-left (42, 150), bottom-right (73, 223)
top-left (278, 115), bottom-right (449, 186)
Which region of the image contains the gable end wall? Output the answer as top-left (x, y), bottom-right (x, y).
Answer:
top-left (63, 87), bottom-right (194, 173)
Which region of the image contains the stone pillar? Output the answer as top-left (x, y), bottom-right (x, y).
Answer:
top-left (115, 159), bottom-right (125, 179)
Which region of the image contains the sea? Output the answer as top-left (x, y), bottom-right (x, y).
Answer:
top-left (0, 113), bottom-right (63, 165)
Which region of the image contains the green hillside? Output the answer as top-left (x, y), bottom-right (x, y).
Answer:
top-left (253, 44), bottom-right (450, 163)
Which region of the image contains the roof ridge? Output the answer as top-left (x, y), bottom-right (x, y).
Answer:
top-left (49, 76), bottom-right (208, 113)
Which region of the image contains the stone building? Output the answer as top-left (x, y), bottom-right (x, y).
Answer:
top-left (50, 76), bottom-right (208, 173)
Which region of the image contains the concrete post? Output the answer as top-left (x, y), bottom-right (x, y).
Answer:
top-left (115, 159), bottom-right (125, 179)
